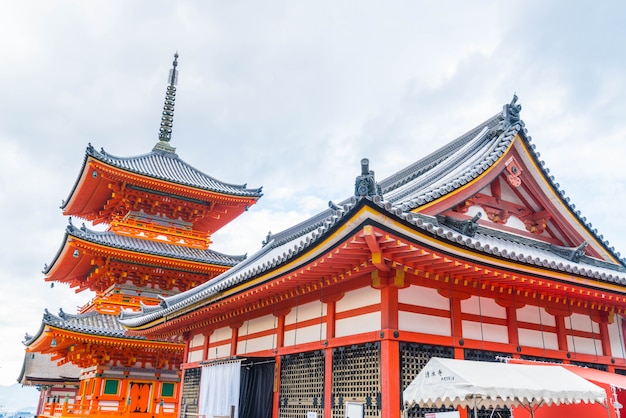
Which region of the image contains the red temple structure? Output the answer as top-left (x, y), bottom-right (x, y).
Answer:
top-left (20, 54), bottom-right (262, 418)
top-left (121, 95), bottom-right (626, 418)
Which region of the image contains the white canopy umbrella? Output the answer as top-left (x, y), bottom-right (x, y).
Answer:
top-left (403, 357), bottom-right (608, 418)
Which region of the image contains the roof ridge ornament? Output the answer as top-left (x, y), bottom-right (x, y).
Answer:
top-left (487, 94), bottom-right (524, 139)
top-left (354, 158), bottom-right (383, 199)
top-left (437, 212), bottom-right (482, 237)
top-left (505, 93), bottom-right (522, 125)
top-left (153, 52), bottom-right (179, 154)
top-left (550, 241), bottom-right (588, 262)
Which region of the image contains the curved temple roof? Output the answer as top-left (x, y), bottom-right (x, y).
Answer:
top-left (25, 308), bottom-right (145, 347)
top-left (61, 143), bottom-right (262, 212)
top-left (43, 222), bottom-right (247, 275)
top-left (119, 97), bottom-right (626, 330)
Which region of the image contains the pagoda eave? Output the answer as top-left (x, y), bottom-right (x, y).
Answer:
top-left (63, 158), bottom-right (259, 232)
top-left (45, 236), bottom-right (233, 293)
top-left (27, 325), bottom-right (184, 369)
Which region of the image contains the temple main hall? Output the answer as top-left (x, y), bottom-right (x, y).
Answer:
top-left (21, 56), bottom-right (626, 418)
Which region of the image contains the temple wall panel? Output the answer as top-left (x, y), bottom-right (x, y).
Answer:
top-left (188, 349), bottom-right (203, 363)
top-left (517, 305), bottom-right (556, 326)
top-left (237, 334), bottom-right (275, 354)
top-left (189, 333), bottom-right (204, 348)
top-left (285, 300), bottom-right (326, 325)
top-left (284, 323), bottom-right (326, 346)
top-left (608, 316), bottom-right (626, 359)
top-left (518, 328), bottom-right (559, 350)
top-left (335, 311), bottom-right (380, 338)
top-left (567, 335), bottom-right (602, 356)
top-left (399, 286), bottom-right (449, 310)
top-left (203, 326), bottom-right (233, 361)
top-left (462, 321), bottom-right (509, 343)
top-left (336, 287), bottom-right (380, 312)
top-left (565, 312), bottom-right (599, 333)
top-left (206, 342), bottom-right (231, 360)
top-left (212, 326), bottom-right (232, 342)
top-left (461, 295), bottom-right (505, 318)
top-left (241, 313), bottom-right (276, 335)
top-left (399, 311), bottom-right (451, 336)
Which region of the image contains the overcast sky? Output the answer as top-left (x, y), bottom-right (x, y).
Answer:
top-left (2, 1), bottom-right (626, 387)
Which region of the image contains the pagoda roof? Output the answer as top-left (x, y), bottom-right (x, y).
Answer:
top-left (44, 222), bottom-right (246, 276)
top-left (119, 97), bottom-right (626, 332)
top-left (24, 309), bottom-right (140, 344)
top-left (23, 308), bottom-right (183, 370)
top-left (86, 144), bottom-right (262, 198)
top-left (61, 144), bottom-right (262, 217)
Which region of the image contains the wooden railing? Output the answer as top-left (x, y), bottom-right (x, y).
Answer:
top-left (39, 400), bottom-right (177, 418)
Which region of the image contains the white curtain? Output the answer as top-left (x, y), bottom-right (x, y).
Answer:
top-left (198, 360), bottom-right (241, 418)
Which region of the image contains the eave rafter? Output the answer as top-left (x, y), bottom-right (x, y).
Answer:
top-left (47, 237), bottom-right (226, 293)
top-left (29, 327), bottom-right (184, 370)
top-left (134, 222), bottom-right (626, 338)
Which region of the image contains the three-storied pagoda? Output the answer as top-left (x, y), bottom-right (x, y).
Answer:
top-left (121, 96), bottom-right (626, 418)
top-left (21, 54), bottom-right (262, 418)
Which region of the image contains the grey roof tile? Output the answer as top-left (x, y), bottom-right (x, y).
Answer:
top-left (119, 98), bottom-right (626, 328)
top-left (43, 223), bottom-right (246, 274)
top-left (87, 144), bottom-right (263, 197)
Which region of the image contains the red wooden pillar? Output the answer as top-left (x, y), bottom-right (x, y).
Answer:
top-left (202, 329), bottom-right (213, 361)
top-left (322, 293), bottom-right (342, 418)
top-left (441, 289), bottom-right (468, 359)
top-left (182, 331), bottom-right (190, 365)
top-left (594, 312), bottom-right (612, 357)
top-left (555, 315), bottom-right (569, 352)
top-left (376, 269), bottom-right (403, 418)
top-left (272, 310), bottom-right (289, 418)
top-left (545, 306), bottom-right (571, 353)
top-left (496, 297), bottom-right (525, 354)
top-left (230, 324), bottom-right (241, 357)
top-left (272, 356), bottom-right (282, 418)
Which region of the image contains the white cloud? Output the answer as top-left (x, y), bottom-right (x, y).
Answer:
top-left (2, 0), bottom-right (626, 385)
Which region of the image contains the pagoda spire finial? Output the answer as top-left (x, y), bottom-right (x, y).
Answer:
top-left (153, 52), bottom-right (179, 154)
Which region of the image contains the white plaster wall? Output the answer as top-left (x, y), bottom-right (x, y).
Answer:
top-left (516, 305), bottom-right (556, 326)
top-left (206, 343), bottom-right (231, 360)
top-left (568, 335), bottom-right (602, 356)
top-left (608, 316), bottom-right (626, 359)
top-left (462, 321), bottom-right (508, 344)
top-left (189, 333), bottom-right (205, 348)
top-left (399, 311), bottom-right (450, 336)
top-left (237, 334), bottom-right (275, 354)
top-left (336, 287), bottom-right (380, 312)
top-left (399, 286), bottom-right (449, 310)
top-left (241, 314), bottom-right (276, 335)
top-left (462, 295), bottom-right (506, 318)
top-left (212, 326), bottom-right (232, 344)
top-left (284, 323), bottom-right (326, 346)
top-left (518, 328), bottom-right (559, 350)
top-left (335, 312), bottom-right (380, 337)
top-left (188, 349), bottom-right (203, 363)
top-left (565, 313), bottom-right (599, 333)
top-left (285, 300), bottom-right (326, 324)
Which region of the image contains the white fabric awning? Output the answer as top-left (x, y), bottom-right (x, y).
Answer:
top-left (403, 357), bottom-right (607, 411)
